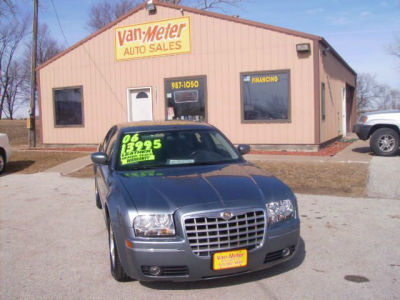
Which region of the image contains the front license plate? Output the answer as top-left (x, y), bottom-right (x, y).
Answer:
top-left (213, 249), bottom-right (248, 271)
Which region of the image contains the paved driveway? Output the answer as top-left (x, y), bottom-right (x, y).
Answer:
top-left (1, 173), bottom-right (400, 299)
top-left (368, 155), bottom-right (400, 199)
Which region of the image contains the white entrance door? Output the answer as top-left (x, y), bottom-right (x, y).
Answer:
top-left (342, 87), bottom-right (347, 137)
top-left (128, 88), bottom-right (153, 121)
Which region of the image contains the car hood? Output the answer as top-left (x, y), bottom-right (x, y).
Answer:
top-left (117, 163), bottom-right (294, 214)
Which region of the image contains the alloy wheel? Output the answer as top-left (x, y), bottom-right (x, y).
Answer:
top-left (378, 134), bottom-right (395, 153)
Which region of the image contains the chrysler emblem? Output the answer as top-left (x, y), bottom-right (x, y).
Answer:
top-left (221, 211), bottom-right (233, 220)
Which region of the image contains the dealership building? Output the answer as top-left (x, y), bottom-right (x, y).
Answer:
top-left (37, 1), bottom-right (357, 150)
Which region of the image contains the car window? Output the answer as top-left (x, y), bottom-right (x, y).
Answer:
top-left (117, 129), bottom-right (240, 170)
top-left (101, 126), bottom-right (117, 152)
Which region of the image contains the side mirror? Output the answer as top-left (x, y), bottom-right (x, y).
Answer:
top-left (237, 144), bottom-right (251, 155)
top-left (91, 152), bottom-right (108, 165)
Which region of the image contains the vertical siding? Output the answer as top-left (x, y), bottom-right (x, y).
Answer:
top-left (319, 47), bottom-right (356, 143)
top-left (39, 6), bottom-right (316, 145)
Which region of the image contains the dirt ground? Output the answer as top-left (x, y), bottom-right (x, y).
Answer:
top-left (67, 163), bottom-right (95, 178)
top-left (67, 161), bottom-right (368, 197)
top-left (0, 119), bottom-right (41, 147)
top-left (255, 161), bottom-right (368, 197)
top-left (5, 151), bottom-right (86, 174)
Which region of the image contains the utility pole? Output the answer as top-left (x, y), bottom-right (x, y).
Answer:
top-left (29, 0), bottom-right (38, 147)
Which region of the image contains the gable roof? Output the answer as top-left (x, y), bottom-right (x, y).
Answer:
top-left (37, 0), bottom-right (356, 76)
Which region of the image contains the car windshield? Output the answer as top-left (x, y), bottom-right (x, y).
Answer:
top-left (117, 129), bottom-right (240, 170)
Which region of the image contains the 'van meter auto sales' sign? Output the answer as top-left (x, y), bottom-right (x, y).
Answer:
top-left (115, 16), bottom-right (191, 61)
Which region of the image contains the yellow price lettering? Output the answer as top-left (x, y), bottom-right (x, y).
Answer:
top-left (153, 139), bottom-right (162, 149)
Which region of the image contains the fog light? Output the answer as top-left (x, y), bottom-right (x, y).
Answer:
top-left (282, 248), bottom-right (291, 257)
top-left (149, 266), bottom-right (161, 276)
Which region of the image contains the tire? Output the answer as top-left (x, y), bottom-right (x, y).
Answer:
top-left (370, 128), bottom-right (400, 156)
top-left (95, 183), bottom-right (102, 209)
top-left (107, 220), bottom-right (131, 282)
top-left (0, 153), bottom-right (5, 175)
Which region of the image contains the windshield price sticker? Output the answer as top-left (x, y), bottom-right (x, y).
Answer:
top-left (120, 133), bottom-right (162, 165)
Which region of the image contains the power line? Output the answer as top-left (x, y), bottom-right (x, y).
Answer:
top-left (47, 0), bottom-right (126, 112)
top-left (49, 0), bottom-right (69, 46)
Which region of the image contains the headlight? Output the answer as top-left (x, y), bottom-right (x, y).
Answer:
top-left (267, 199), bottom-right (295, 224)
top-left (133, 214), bottom-right (175, 237)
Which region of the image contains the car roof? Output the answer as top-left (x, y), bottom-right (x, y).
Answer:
top-left (116, 121), bottom-right (215, 133)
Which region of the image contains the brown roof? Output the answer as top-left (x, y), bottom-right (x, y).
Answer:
top-left (37, 0), bottom-right (356, 75)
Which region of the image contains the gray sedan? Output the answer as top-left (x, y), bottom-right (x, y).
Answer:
top-left (92, 121), bottom-right (300, 282)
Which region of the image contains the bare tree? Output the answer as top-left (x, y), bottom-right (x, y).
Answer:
top-left (87, 0), bottom-right (246, 32)
top-left (0, 17), bottom-right (28, 119)
top-left (3, 60), bottom-right (28, 119)
top-left (21, 23), bottom-right (63, 108)
top-left (0, 0), bottom-right (15, 17)
top-left (388, 36), bottom-right (400, 61)
top-left (159, 0), bottom-right (244, 10)
top-left (87, 0), bottom-right (142, 32)
top-left (357, 73), bottom-right (400, 113)
top-left (356, 73), bottom-right (380, 113)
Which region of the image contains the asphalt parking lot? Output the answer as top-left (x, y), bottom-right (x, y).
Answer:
top-left (1, 173), bottom-right (400, 299)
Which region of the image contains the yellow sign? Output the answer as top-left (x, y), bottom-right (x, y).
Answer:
top-left (115, 16), bottom-right (191, 61)
top-left (213, 249), bottom-right (248, 271)
top-left (252, 75), bottom-right (279, 84)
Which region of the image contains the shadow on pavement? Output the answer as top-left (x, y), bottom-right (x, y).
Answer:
top-left (2, 160), bottom-right (34, 175)
top-left (352, 147), bottom-right (400, 156)
top-left (352, 147), bottom-right (372, 154)
top-left (141, 237), bottom-right (306, 290)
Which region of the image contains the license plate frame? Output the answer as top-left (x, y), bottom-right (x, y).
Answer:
top-left (213, 249), bottom-right (248, 271)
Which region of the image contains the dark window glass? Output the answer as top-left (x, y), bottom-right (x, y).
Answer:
top-left (321, 82), bottom-right (326, 121)
top-left (54, 87), bottom-right (83, 126)
top-left (136, 91), bottom-right (148, 99)
top-left (241, 71), bottom-right (290, 121)
top-left (165, 76), bottom-right (206, 121)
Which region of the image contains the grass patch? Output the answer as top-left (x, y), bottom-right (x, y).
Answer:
top-left (4, 151), bottom-right (86, 174)
top-left (254, 161), bottom-right (368, 197)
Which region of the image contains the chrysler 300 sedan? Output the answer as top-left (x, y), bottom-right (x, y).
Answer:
top-left (92, 121), bottom-right (300, 282)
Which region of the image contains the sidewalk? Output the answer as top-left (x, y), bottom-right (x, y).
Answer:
top-left (44, 155), bottom-right (91, 175)
top-left (368, 156), bottom-right (400, 200)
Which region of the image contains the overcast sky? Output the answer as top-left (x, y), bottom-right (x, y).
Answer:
top-left (15, 0), bottom-right (400, 116)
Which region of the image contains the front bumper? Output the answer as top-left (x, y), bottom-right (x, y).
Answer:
top-left (120, 219), bottom-right (300, 282)
top-left (354, 124), bottom-right (372, 140)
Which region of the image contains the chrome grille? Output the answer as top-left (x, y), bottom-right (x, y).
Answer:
top-left (184, 210), bottom-right (266, 257)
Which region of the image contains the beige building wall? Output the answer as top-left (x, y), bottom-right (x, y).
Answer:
top-left (319, 45), bottom-right (356, 143)
top-left (38, 5), bottom-right (317, 145)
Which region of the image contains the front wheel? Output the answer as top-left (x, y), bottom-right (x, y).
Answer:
top-left (370, 128), bottom-right (399, 156)
top-left (108, 221), bottom-right (131, 282)
top-left (0, 153), bottom-right (5, 175)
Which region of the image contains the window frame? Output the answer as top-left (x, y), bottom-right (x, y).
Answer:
top-left (321, 82), bottom-right (326, 121)
top-left (164, 75), bottom-right (208, 122)
top-left (240, 69), bottom-right (292, 124)
top-left (53, 85), bottom-right (84, 128)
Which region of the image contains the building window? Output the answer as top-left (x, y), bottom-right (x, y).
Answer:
top-left (321, 82), bottom-right (326, 121)
top-left (165, 76), bottom-right (206, 121)
top-left (241, 70), bottom-right (290, 122)
top-left (53, 86), bottom-right (83, 126)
